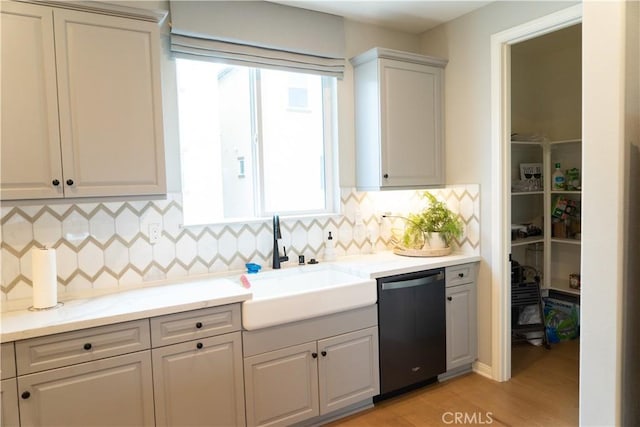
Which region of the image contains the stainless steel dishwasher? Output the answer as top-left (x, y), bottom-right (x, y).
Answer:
top-left (376, 268), bottom-right (446, 399)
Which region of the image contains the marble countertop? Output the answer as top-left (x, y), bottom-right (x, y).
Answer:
top-left (1, 251), bottom-right (480, 343)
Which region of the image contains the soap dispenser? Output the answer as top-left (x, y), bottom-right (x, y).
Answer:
top-left (324, 231), bottom-right (336, 261)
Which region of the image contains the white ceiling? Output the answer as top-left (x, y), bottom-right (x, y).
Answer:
top-left (270, 1), bottom-right (493, 34)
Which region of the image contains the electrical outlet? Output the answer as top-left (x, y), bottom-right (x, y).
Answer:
top-left (149, 223), bottom-right (161, 244)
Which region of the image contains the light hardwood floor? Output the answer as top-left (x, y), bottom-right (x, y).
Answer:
top-left (326, 340), bottom-right (579, 426)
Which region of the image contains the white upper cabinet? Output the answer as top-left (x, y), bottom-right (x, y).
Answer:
top-left (1, 1), bottom-right (166, 200)
top-left (1, 1), bottom-right (63, 199)
top-left (351, 48), bottom-right (447, 190)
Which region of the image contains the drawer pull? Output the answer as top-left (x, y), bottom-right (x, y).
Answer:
top-left (21, 391), bottom-right (30, 399)
top-left (52, 179), bottom-right (60, 186)
top-left (458, 273), bottom-right (464, 278)
top-left (447, 296), bottom-right (453, 301)
top-left (312, 352), bottom-right (318, 358)
top-left (66, 179), bottom-right (74, 186)
top-left (321, 351), bottom-right (327, 357)
top-left (83, 343), bottom-right (92, 351)
top-left (195, 322), bottom-right (203, 329)
top-left (196, 342), bottom-right (203, 349)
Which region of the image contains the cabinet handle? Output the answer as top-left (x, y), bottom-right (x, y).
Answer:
top-left (52, 179), bottom-right (60, 186)
top-left (311, 352), bottom-right (318, 358)
top-left (66, 179), bottom-right (74, 186)
top-left (458, 273), bottom-right (464, 278)
top-left (21, 391), bottom-right (30, 400)
top-left (447, 296), bottom-right (453, 301)
top-left (83, 343), bottom-right (92, 351)
top-left (195, 322), bottom-right (203, 329)
top-left (196, 342), bottom-right (203, 349)
top-left (383, 173), bottom-right (389, 179)
top-left (321, 351), bottom-right (327, 357)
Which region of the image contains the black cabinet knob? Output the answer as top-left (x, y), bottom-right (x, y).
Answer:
top-left (21, 391), bottom-right (30, 399)
top-left (321, 351), bottom-right (327, 357)
top-left (311, 352), bottom-right (318, 358)
top-left (66, 179), bottom-right (74, 186)
top-left (83, 343), bottom-right (92, 351)
top-left (458, 273), bottom-right (464, 278)
top-left (196, 342), bottom-right (203, 349)
top-left (52, 179), bottom-right (60, 186)
top-left (383, 173), bottom-right (389, 179)
top-left (447, 296), bottom-right (453, 301)
top-left (195, 322), bottom-right (203, 329)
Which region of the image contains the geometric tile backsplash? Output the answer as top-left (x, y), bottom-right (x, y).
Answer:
top-left (1, 185), bottom-right (479, 303)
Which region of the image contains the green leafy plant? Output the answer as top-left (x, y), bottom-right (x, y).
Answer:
top-left (402, 192), bottom-right (464, 249)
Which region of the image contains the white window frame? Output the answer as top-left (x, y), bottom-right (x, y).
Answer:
top-left (177, 60), bottom-right (338, 225)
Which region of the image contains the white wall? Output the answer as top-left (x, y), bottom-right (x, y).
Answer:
top-left (581, 2), bottom-right (640, 425)
top-left (420, 1), bottom-right (579, 368)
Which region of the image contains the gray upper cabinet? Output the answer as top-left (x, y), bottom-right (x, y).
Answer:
top-left (1, 1), bottom-right (166, 200)
top-left (152, 332), bottom-right (245, 427)
top-left (445, 264), bottom-right (478, 372)
top-left (351, 47), bottom-right (447, 190)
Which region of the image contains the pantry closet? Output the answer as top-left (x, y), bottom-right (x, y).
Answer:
top-left (509, 24), bottom-right (582, 358)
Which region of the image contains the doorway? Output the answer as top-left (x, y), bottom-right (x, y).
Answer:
top-left (489, 4), bottom-right (582, 383)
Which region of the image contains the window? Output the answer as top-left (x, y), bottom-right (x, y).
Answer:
top-left (176, 58), bottom-right (337, 225)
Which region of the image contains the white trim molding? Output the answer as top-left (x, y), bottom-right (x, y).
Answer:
top-left (20, 0), bottom-right (168, 23)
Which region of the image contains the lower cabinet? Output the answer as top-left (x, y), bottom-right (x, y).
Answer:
top-left (152, 332), bottom-right (245, 427)
top-left (17, 351), bottom-right (155, 426)
top-left (318, 328), bottom-right (380, 414)
top-left (1, 378), bottom-right (19, 427)
top-left (244, 326), bottom-right (379, 427)
top-left (244, 341), bottom-right (319, 426)
top-left (445, 282), bottom-right (477, 371)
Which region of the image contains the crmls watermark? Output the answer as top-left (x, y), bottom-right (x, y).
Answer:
top-left (441, 411), bottom-right (494, 424)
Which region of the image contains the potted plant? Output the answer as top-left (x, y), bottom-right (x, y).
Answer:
top-left (402, 192), bottom-right (464, 249)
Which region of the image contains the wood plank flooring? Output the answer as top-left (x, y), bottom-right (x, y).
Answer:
top-left (326, 339), bottom-right (579, 426)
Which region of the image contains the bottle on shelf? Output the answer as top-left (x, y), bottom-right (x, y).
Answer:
top-left (552, 163), bottom-right (565, 190)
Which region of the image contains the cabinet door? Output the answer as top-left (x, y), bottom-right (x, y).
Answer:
top-left (54, 9), bottom-right (166, 197)
top-left (318, 327), bottom-right (379, 415)
top-left (446, 283), bottom-right (477, 370)
top-left (0, 1), bottom-right (64, 200)
top-left (244, 341), bottom-right (319, 427)
top-left (152, 332), bottom-right (245, 427)
top-left (380, 59), bottom-right (443, 187)
top-left (18, 351), bottom-right (154, 426)
top-left (1, 378), bottom-right (19, 427)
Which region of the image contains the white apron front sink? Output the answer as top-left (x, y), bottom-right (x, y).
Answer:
top-left (240, 265), bottom-right (376, 330)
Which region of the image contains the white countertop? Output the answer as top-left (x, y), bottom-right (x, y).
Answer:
top-left (1, 251), bottom-right (480, 343)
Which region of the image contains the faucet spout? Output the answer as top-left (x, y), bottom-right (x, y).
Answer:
top-left (272, 215), bottom-right (288, 269)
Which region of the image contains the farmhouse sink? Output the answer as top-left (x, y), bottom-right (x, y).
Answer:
top-left (241, 265), bottom-right (376, 330)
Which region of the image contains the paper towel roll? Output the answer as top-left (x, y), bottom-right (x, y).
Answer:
top-left (32, 247), bottom-right (58, 309)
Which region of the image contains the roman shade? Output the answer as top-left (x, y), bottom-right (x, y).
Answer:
top-left (169, 1), bottom-right (345, 78)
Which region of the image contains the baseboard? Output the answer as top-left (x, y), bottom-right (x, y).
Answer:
top-left (294, 399), bottom-right (373, 427)
top-left (472, 360), bottom-right (493, 379)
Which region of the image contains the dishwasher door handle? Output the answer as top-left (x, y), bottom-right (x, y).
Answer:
top-left (381, 271), bottom-right (444, 291)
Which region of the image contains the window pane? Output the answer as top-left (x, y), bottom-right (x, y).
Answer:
top-left (260, 70), bottom-right (326, 213)
top-left (176, 59), bottom-right (255, 224)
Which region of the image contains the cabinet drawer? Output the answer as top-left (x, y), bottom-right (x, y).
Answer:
top-left (150, 305), bottom-right (241, 347)
top-left (446, 263), bottom-right (476, 287)
top-left (16, 319), bottom-right (150, 375)
top-left (1, 342), bottom-right (16, 379)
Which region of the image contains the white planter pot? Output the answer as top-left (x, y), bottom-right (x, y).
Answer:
top-left (422, 232), bottom-right (447, 249)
